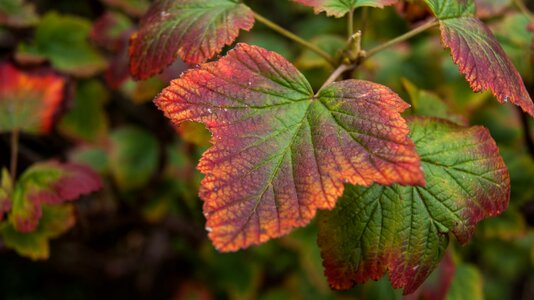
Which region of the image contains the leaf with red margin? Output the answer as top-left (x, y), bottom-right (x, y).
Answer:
top-left (292, 0), bottom-right (399, 17)
top-left (155, 43), bottom-right (424, 251)
top-left (0, 63), bottom-right (66, 134)
top-left (9, 161), bottom-right (102, 233)
top-left (423, 0), bottom-right (534, 117)
top-left (1, 204), bottom-right (75, 260)
top-left (91, 11), bottom-right (133, 52)
top-left (405, 251), bottom-right (456, 300)
top-left (0, 169), bottom-right (12, 221)
top-left (129, 0), bottom-right (255, 80)
top-left (318, 117), bottom-right (509, 294)
top-left (0, 0), bottom-right (39, 28)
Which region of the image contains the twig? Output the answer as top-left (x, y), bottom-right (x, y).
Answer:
top-left (10, 128), bottom-right (19, 181)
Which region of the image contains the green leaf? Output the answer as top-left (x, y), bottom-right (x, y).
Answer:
top-left (129, 0), bottom-right (255, 79)
top-left (101, 0), bottom-right (150, 17)
top-left (402, 79), bottom-right (467, 125)
top-left (69, 146), bottom-right (109, 175)
top-left (445, 264), bottom-right (483, 300)
top-left (318, 117), bottom-right (509, 294)
top-left (155, 43), bottom-right (424, 251)
top-left (0, 0), bottom-right (39, 27)
top-left (17, 12), bottom-right (107, 77)
top-left (1, 204), bottom-right (75, 260)
top-left (292, 0), bottom-right (399, 17)
top-left (10, 161), bottom-right (101, 232)
top-left (423, 0), bottom-right (534, 116)
top-left (109, 127), bottom-right (159, 191)
top-left (58, 79), bottom-right (109, 143)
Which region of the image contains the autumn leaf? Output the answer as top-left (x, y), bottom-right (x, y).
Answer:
top-left (90, 11), bottom-right (133, 52)
top-left (129, 0), bottom-right (255, 80)
top-left (423, 0), bottom-right (534, 117)
top-left (101, 0), bottom-right (150, 17)
top-left (292, 0), bottom-right (399, 17)
top-left (0, 0), bottom-right (39, 28)
top-left (10, 161), bottom-right (102, 233)
top-left (474, 0), bottom-right (511, 18)
top-left (155, 43), bottom-right (424, 251)
top-left (17, 12), bottom-right (108, 77)
top-left (1, 204), bottom-right (76, 260)
top-left (0, 63), bottom-right (66, 134)
top-left (318, 117), bottom-right (509, 294)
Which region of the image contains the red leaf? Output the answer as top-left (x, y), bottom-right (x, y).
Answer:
top-left (155, 43), bottom-right (424, 251)
top-left (129, 0), bottom-right (254, 80)
top-left (10, 161), bottom-right (102, 232)
top-left (0, 63), bottom-right (66, 134)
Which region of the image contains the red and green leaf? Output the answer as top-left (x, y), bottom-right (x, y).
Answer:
top-left (1, 204), bottom-right (76, 260)
top-left (423, 0), bottom-right (534, 116)
top-left (10, 161), bottom-right (102, 232)
top-left (474, 0), bottom-right (511, 18)
top-left (318, 117), bottom-right (509, 294)
top-left (90, 11), bottom-right (133, 52)
top-left (129, 0), bottom-right (255, 80)
top-left (0, 63), bottom-right (66, 134)
top-left (155, 43), bottom-right (424, 252)
top-left (0, 0), bottom-right (39, 28)
top-left (17, 12), bottom-right (108, 77)
top-left (292, 0), bottom-right (399, 17)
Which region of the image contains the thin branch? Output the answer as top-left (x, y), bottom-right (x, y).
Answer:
top-left (316, 64), bottom-right (354, 96)
top-left (10, 128), bottom-right (19, 181)
top-left (253, 12), bottom-right (336, 67)
top-left (365, 19), bottom-right (439, 59)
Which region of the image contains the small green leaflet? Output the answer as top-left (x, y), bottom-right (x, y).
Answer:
top-left (292, 0), bottom-right (398, 17)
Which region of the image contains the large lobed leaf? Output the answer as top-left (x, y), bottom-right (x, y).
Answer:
top-left (155, 43), bottom-right (424, 251)
top-left (0, 63), bottom-right (66, 134)
top-left (318, 117), bottom-right (509, 294)
top-left (292, 0), bottom-right (399, 17)
top-left (129, 0), bottom-right (255, 79)
top-left (10, 161), bottom-right (102, 232)
top-left (423, 0), bottom-right (534, 117)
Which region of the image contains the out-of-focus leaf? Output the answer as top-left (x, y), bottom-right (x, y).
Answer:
top-left (0, 63), bottom-right (66, 134)
top-left (492, 13), bottom-right (533, 82)
top-left (0, 168), bottom-right (12, 221)
top-left (109, 127), bottom-right (159, 191)
top-left (176, 121), bottom-right (211, 147)
top-left (101, 0), bottom-right (150, 17)
top-left (445, 264), bottom-right (483, 300)
top-left (292, 0), bottom-right (399, 17)
top-left (476, 207), bottom-right (526, 241)
top-left (474, 0), bottom-right (511, 18)
top-left (155, 43), bottom-right (424, 251)
top-left (10, 161), bottom-right (102, 232)
top-left (240, 31), bottom-right (295, 61)
top-left (406, 252), bottom-right (456, 300)
top-left (295, 34), bottom-right (345, 70)
top-left (318, 117), bottom-right (509, 294)
top-left (424, 0), bottom-right (534, 116)
top-left (402, 78), bottom-right (467, 125)
top-left (90, 11), bottom-right (133, 52)
top-left (501, 149), bottom-right (534, 206)
top-left (119, 77), bottom-right (165, 103)
top-left (129, 0), bottom-right (255, 79)
top-left (1, 204), bottom-right (75, 260)
top-left (58, 80), bottom-right (110, 143)
top-left (0, 0), bottom-right (38, 28)
top-left (69, 146), bottom-right (109, 175)
top-left (17, 12), bottom-right (107, 77)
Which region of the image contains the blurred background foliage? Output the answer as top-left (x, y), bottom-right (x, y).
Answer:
top-left (0, 0), bottom-right (533, 299)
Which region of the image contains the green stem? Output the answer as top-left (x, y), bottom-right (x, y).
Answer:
top-left (253, 12), bottom-right (336, 67)
top-left (316, 64), bottom-right (354, 95)
top-left (10, 128), bottom-right (19, 182)
top-left (348, 8), bottom-right (354, 38)
top-left (515, 0), bottom-right (534, 20)
top-left (365, 19), bottom-right (439, 59)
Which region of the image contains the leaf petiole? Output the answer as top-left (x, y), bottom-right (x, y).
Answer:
top-left (514, 0), bottom-right (534, 20)
top-left (253, 11), bottom-right (336, 67)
